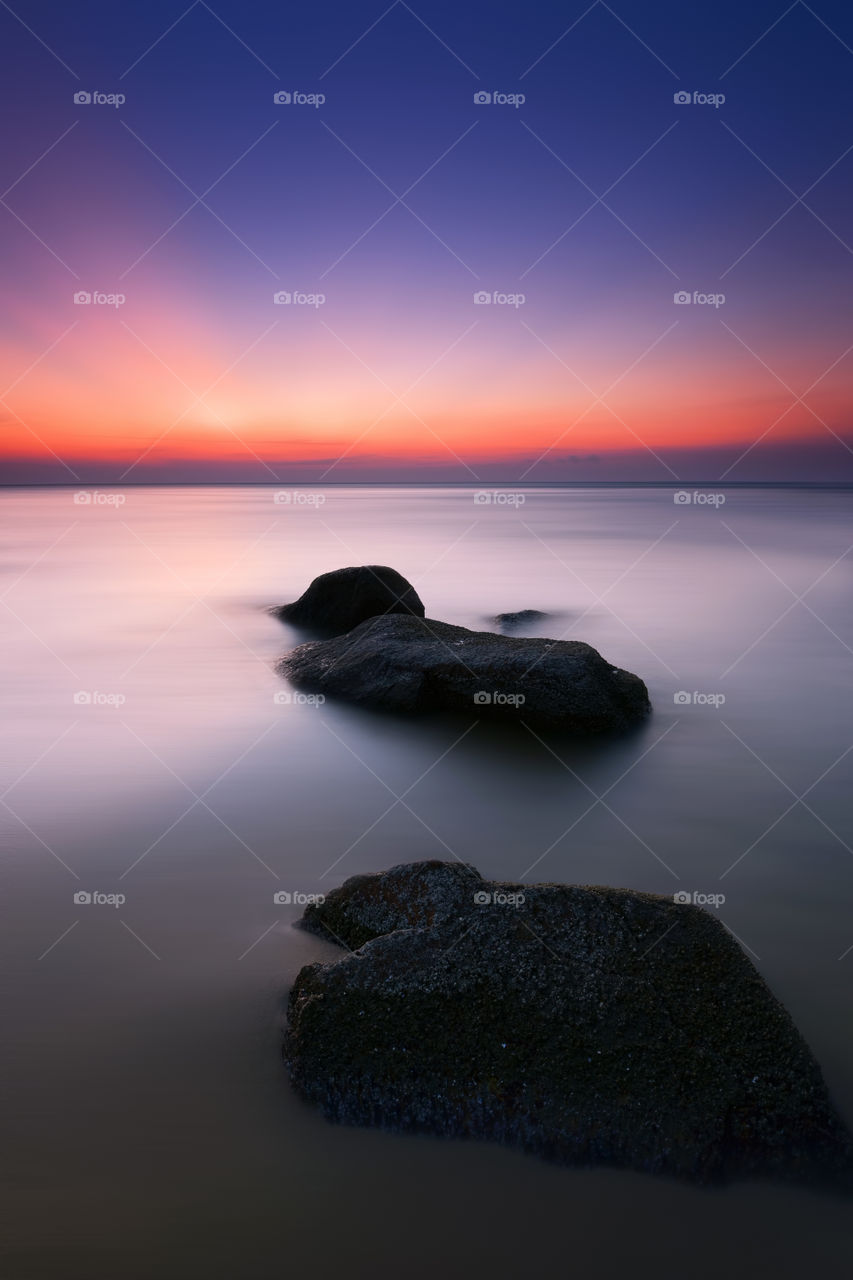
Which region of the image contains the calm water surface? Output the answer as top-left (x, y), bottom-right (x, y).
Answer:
top-left (2, 485), bottom-right (852, 1278)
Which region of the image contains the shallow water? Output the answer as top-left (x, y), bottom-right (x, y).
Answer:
top-left (2, 485), bottom-right (852, 1278)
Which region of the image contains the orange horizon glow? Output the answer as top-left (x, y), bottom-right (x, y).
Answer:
top-left (2, 289), bottom-right (851, 476)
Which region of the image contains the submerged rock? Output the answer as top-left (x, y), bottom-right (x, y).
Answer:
top-left (274, 565), bottom-right (425, 636)
top-left (279, 614), bottom-right (649, 733)
top-left (285, 861), bottom-right (853, 1188)
top-left (491, 608), bottom-right (553, 632)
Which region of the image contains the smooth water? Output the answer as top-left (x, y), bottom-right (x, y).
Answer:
top-left (2, 485), bottom-right (852, 1278)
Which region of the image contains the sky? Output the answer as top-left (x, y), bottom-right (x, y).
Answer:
top-left (1, 0), bottom-right (852, 484)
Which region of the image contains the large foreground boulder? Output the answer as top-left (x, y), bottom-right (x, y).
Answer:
top-left (279, 614), bottom-right (649, 733)
top-left (285, 861), bottom-right (853, 1188)
top-left (274, 565), bottom-right (425, 636)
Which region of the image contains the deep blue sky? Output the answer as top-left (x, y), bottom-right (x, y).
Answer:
top-left (2, 0), bottom-right (852, 481)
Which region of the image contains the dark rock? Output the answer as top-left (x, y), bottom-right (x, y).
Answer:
top-left (286, 862), bottom-right (853, 1188)
top-left (274, 565), bottom-right (425, 636)
top-left (279, 614), bottom-right (649, 733)
top-left (299, 860), bottom-right (481, 950)
top-left (491, 609), bottom-right (553, 632)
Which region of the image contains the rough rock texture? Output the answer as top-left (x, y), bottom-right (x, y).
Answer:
top-left (274, 565), bottom-right (425, 636)
top-left (279, 614), bottom-right (649, 733)
top-left (491, 609), bottom-right (553, 631)
top-left (285, 861), bottom-right (853, 1188)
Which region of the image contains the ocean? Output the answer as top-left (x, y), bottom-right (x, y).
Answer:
top-left (2, 484), bottom-right (852, 1278)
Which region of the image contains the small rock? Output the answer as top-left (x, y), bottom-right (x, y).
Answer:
top-left (273, 565), bottom-right (425, 636)
top-left (491, 609), bottom-right (554, 632)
